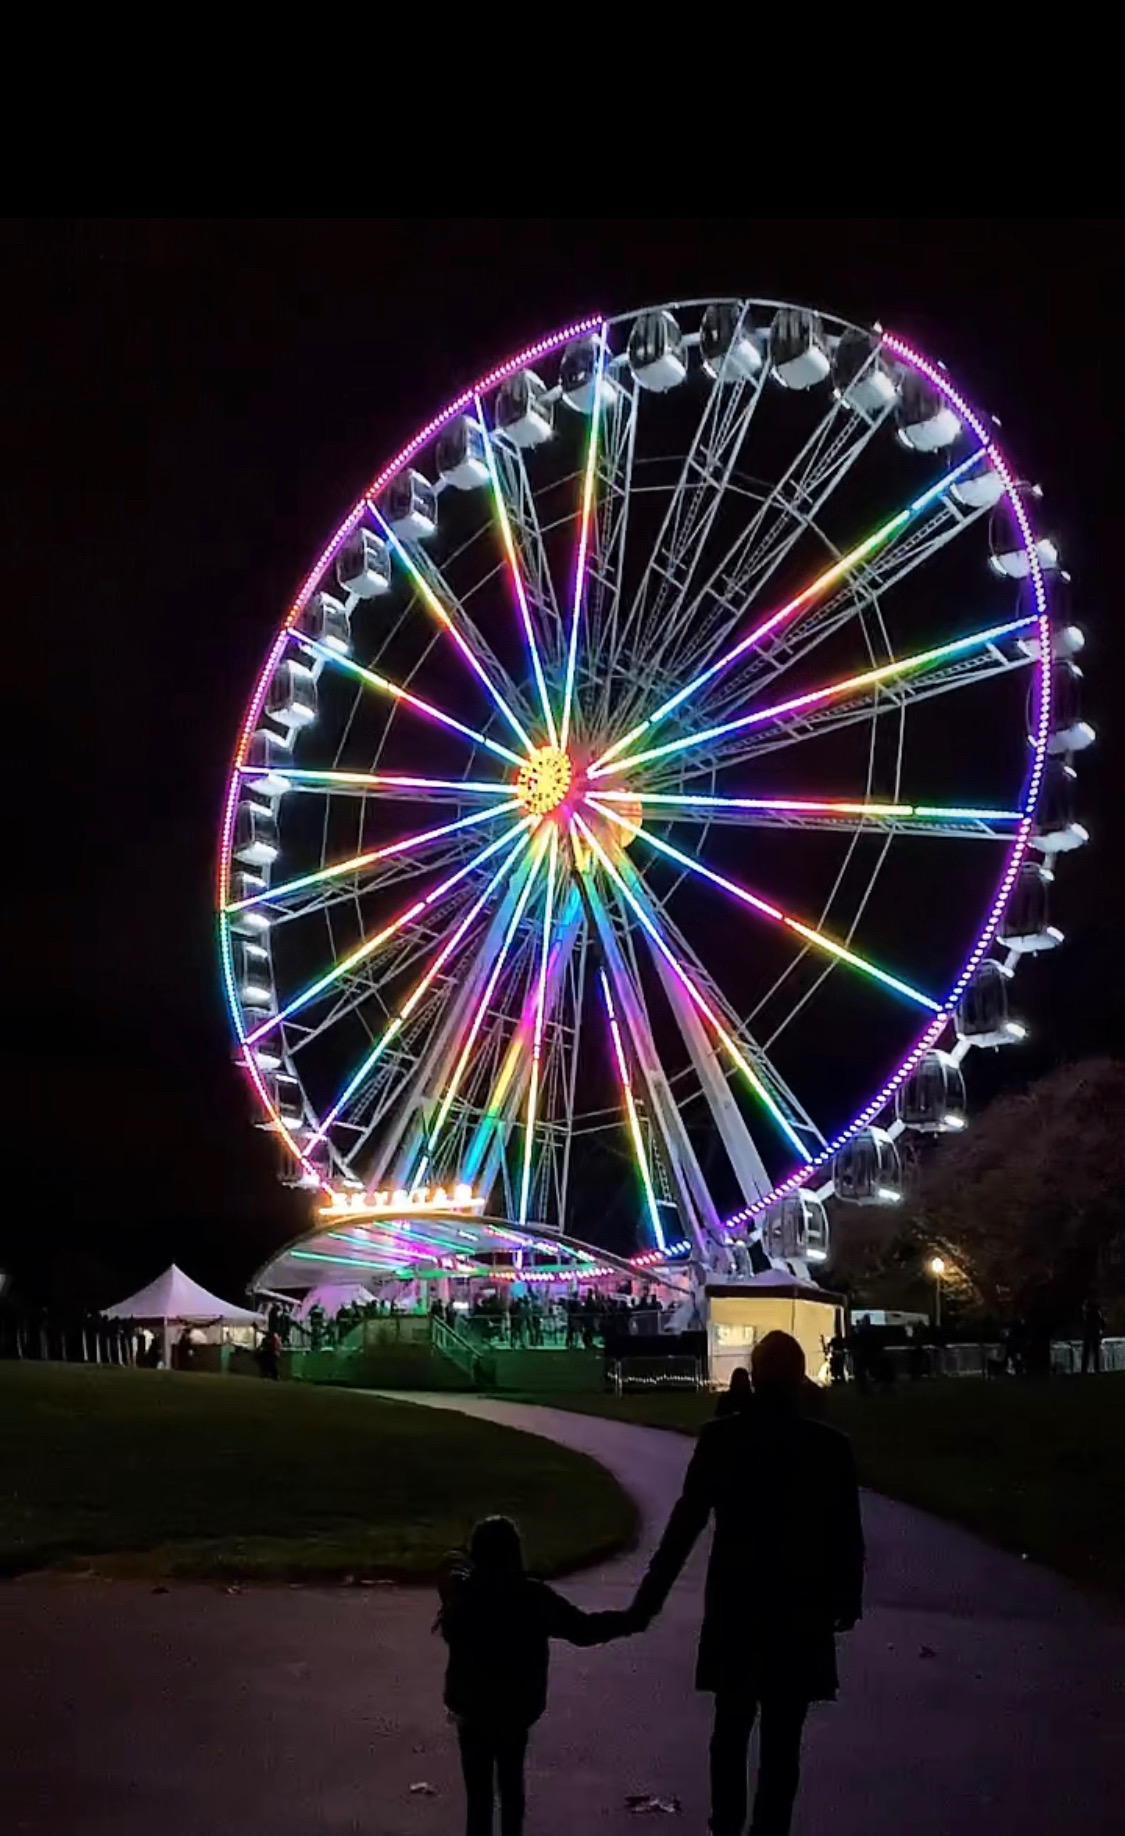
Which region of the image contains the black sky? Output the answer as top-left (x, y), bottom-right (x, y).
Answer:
top-left (5, 218), bottom-right (1120, 1306)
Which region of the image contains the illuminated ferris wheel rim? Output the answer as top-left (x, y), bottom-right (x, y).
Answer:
top-left (217, 298), bottom-right (1070, 1274)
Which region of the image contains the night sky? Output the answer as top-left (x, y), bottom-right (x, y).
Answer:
top-left (6, 218), bottom-right (1120, 1308)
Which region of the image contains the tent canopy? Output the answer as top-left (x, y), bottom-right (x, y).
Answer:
top-left (104, 1264), bottom-right (261, 1326)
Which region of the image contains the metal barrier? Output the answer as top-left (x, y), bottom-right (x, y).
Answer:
top-left (610, 1355), bottom-right (704, 1394)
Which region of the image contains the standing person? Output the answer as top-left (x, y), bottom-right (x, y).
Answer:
top-left (438, 1515), bottom-right (632, 1836)
top-left (626, 1331), bottom-right (864, 1836)
top-left (714, 1366), bottom-right (752, 1417)
top-left (257, 1325), bottom-right (281, 1381)
top-left (1081, 1295), bottom-right (1105, 1374)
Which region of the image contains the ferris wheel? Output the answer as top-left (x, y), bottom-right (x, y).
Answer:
top-left (218, 299), bottom-right (1091, 1283)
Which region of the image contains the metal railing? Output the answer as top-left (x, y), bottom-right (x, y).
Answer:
top-left (609, 1355), bottom-right (704, 1394)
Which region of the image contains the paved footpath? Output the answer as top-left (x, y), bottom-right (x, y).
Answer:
top-left (2, 1394), bottom-right (1123, 1835)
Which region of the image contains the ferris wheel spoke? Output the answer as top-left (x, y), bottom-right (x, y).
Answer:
top-left (305, 826), bottom-right (535, 1148)
top-left (224, 800), bottom-right (524, 916)
top-left (411, 829), bottom-right (550, 1185)
top-left (603, 315), bottom-right (770, 708)
top-left (612, 376), bottom-right (899, 736)
top-left (558, 329), bottom-right (608, 752)
top-left (591, 788), bottom-right (1024, 841)
top-left (592, 446), bottom-right (986, 775)
top-left (585, 367), bottom-right (640, 733)
top-left (367, 504), bottom-right (537, 753)
top-left (294, 633), bottom-right (526, 768)
top-left (518, 826), bottom-right (560, 1226)
top-left (244, 821), bottom-right (535, 1046)
top-left (590, 612), bottom-right (1036, 782)
top-left (237, 766), bottom-right (516, 803)
top-left (571, 813), bottom-right (814, 1163)
top-left (599, 967), bottom-right (667, 1251)
top-left (702, 484), bottom-right (994, 724)
top-left (588, 797), bottom-right (942, 1014)
top-left (476, 399), bottom-right (561, 745)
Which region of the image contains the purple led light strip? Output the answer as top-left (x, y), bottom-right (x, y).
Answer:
top-left (723, 331), bottom-right (1052, 1230)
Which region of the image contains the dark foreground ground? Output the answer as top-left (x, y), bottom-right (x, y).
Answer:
top-left (2, 1392), bottom-right (1123, 1836)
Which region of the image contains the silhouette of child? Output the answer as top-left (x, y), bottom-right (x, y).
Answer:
top-left (437, 1514), bottom-right (632, 1835)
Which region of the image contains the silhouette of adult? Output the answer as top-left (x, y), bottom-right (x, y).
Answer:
top-left (628, 1330), bottom-right (864, 1836)
top-left (1081, 1295), bottom-right (1105, 1374)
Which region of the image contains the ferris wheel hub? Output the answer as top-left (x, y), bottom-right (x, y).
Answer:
top-left (516, 745), bottom-right (573, 816)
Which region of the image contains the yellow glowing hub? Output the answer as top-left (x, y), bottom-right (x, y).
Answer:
top-left (516, 745), bottom-right (572, 816)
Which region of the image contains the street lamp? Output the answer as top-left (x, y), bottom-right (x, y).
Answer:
top-left (928, 1256), bottom-right (946, 1329)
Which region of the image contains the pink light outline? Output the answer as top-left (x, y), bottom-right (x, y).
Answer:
top-left (217, 315), bottom-right (601, 1179)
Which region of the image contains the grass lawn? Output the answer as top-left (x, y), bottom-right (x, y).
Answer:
top-left (513, 1377), bottom-right (1125, 1600)
top-left (0, 1364), bottom-right (635, 1583)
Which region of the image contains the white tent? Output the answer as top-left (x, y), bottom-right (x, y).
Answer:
top-left (105, 1265), bottom-right (261, 1365)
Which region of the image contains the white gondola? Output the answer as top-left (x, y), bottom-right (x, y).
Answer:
top-left (253, 1037), bottom-right (283, 1073)
top-left (997, 861), bottom-right (1062, 951)
top-left (896, 1051), bottom-right (967, 1132)
top-left (268, 1073), bottom-right (304, 1128)
top-left (951, 459), bottom-right (1005, 509)
top-left (559, 336), bottom-right (619, 413)
top-left (832, 329), bottom-right (897, 413)
top-left (769, 308), bottom-right (830, 390)
top-left (266, 659), bottom-right (317, 731)
top-left (436, 416), bottom-right (490, 489)
top-left (700, 303), bottom-right (763, 383)
top-left (237, 941), bottom-right (273, 1008)
top-left (336, 528), bottom-right (392, 598)
top-left (989, 534), bottom-right (1060, 579)
top-left (495, 370), bottom-right (554, 446)
top-left (228, 869), bottom-right (271, 934)
top-left (244, 732), bottom-right (291, 799)
top-left (627, 311), bottom-right (687, 392)
top-left (1018, 622), bottom-right (1085, 663)
top-left (758, 1191), bottom-right (830, 1264)
top-left (833, 1128), bottom-right (902, 1204)
top-left (233, 803), bottom-right (279, 868)
top-left (1030, 760), bottom-right (1088, 853)
top-left (956, 960), bottom-right (1026, 1047)
top-left (304, 590), bottom-right (351, 655)
top-left (1041, 659), bottom-right (1096, 755)
top-left (381, 470), bottom-right (438, 540)
top-left (896, 376), bottom-right (960, 451)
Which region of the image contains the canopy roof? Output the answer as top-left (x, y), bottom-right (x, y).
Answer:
top-left (104, 1264), bottom-right (261, 1326)
top-left (253, 1212), bottom-right (691, 1297)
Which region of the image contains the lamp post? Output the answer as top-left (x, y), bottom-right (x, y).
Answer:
top-left (928, 1256), bottom-right (946, 1330)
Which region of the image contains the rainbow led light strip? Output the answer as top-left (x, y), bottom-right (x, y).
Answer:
top-left (572, 813), bottom-right (812, 1163)
top-left (238, 767), bottom-right (513, 798)
top-left (518, 826), bottom-right (560, 1228)
top-left (588, 798), bottom-right (942, 1012)
top-left (591, 446), bottom-right (987, 774)
top-left (560, 325), bottom-right (608, 751)
top-left (297, 635), bottom-right (526, 768)
top-left (305, 828), bottom-right (532, 1150)
top-left (217, 315), bottom-right (601, 1185)
top-left (475, 396), bottom-right (559, 748)
top-left (226, 800), bottom-right (521, 913)
top-left (589, 614), bottom-right (1036, 780)
top-left (415, 829), bottom-right (551, 1182)
top-left (591, 790), bottom-right (1024, 825)
top-left (245, 819), bottom-right (532, 1045)
top-left (368, 505), bottom-right (535, 754)
top-left (599, 968), bottom-right (666, 1251)
top-left (721, 329), bottom-right (1052, 1228)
